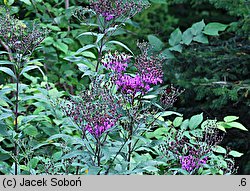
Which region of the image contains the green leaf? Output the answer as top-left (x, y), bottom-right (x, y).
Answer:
top-left (20, 65), bottom-right (44, 77)
top-left (23, 126), bottom-right (38, 137)
top-left (169, 44), bottom-right (182, 53)
top-left (53, 41), bottom-right (68, 54)
top-left (180, 119), bottom-right (189, 130)
top-left (4, 0), bottom-right (14, 6)
top-left (182, 28), bottom-right (193, 45)
top-left (106, 41), bottom-right (134, 55)
top-left (224, 116), bottom-right (239, 122)
top-left (52, 151), bottom-right (63, 161)
top-left (148, 35), bottom-right (164, 51)
top-left (76, 44), bottom-right (96, 55)
top-left (160, 48), bottom-right (175, 59)
top-left (156, 111), bottom-right (183, 117)
top-left (191, 20), bottom-right (205, 35)
top-left (142, 95), bottom-right (157, 99)
top-left (228, 150), bottom-right (243, 157)
top-left (0, 67), bottom-right (16, 80)
top-left (143, 166), bottom-right (159, 172)
top-left (0, 113), bottom-right (12, 121)
top-left (20, 0), bottom-right (31, 5)
top-left (203, 23), bottom-right (228, 36)
top-left (225, 122), bottom-right (248, 131)
top-left (189, 113), bottom-right (203, 129)
top-left (213, 146), bottom-right (227, 154)
top-left (173, 117), bottom-right (183, 127)
top-left (169, 28), bottom-right (182, 46)
top-left (28, 158), bottom-right (39, 169)
top-left (0, 60), bottom-right (14, 65)
top-left (193, 34), bottom-right (209, 44)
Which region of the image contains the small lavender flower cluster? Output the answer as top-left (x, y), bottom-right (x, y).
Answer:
top-left (102, 51), bottom-right (130, 73)
top-left (102, 43), bottom-right (164, 95)
top-left (135, 42), bottom-right (163, 85)
top-left (160, 84), bottom-right (185, 109)
top-left (179, 155), bottom-right (208, 172)
top-left (62, 82), bottom-right (121, 138)
top-left (85, 117), bottom-right (115, 137)
top-left (89, 0), bottom-right (148, 22)
top-left (0, 9), bottom-right (47, 62)
top-left (116, 74), bottom-right (150, 95)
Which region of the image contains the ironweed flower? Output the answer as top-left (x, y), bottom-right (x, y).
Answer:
top-left (135, 42), bottom-right (164, 85)
top-left (115, 74), bottom-right (150, 95)
top-left (179, 155), bottom-right (208, 172)
top-left (61, 82), bottom-right (121, 138)
top-left (160, 84), bottom-right (185, 108)
top-left (102, 51), bottom-right (131, 73)
top-left (89, 0), bottom-right (148, 22)
top-left (0, 9), bottom-right (48, 63)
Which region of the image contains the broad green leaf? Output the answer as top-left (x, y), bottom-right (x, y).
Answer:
top-left (182, 28), bottom-right (193, 45)
top-left (213, 146), bottom-right (227, 154)
top-left (0, 113), bottom-right (12, 121)
top-left (28, 158), bottom-right (39, 169)
top-left (106, 41), bottom-right (134, 55)
top-left (76, 44), bottom-right (96, 54)
top-left (148, 35), bottom-right (164, 51)
top-left (0, 60), bottom-right (14, 65)
top-left (169, 28), bottom-right (182, 46)
top-left (142, 95), bottom-right (157, 99)
top-left (53, 41), bottom-right (68, 54)
top-left (193, 34), bottom-right (209, 44)
top-left (169, 44), bottom-right (182, 53)
top-left (23, 126), bottom-right (39, 137)
top-left (203, 23), bottom-right (228, 36)
top-left (62, 151), bottom-right (85, 160)
top-left (180, 119), bottom-right (189, 130)
top-left (225, 122), bottom-right (248, 131)
top-left (189, 113), bottom-right (203, 129)
top-left (216, 124), bottom-right (226, 132)
top-left (0, 67), bottom-right (16, 80)
top-left (20, 65), bottom-right (44, 77)
top-left (96, 33), bottom-right (105, 44)
top-left (77, 32), bottom-right (98, 38)
top-left (143, 166), bottom-right (159, 172)
top-left (4, 0), bottom-right (14, 5)
top-left (191, 20), bottom-right (205, 35)
top-left (173, 117), bottom-right (183, 127)
top-left (224, 116), bottom-right (239, 122)
top-left (160, 48), bottom-right (175, 59)
top-left (229, 150), bottom-right (243, 157)
top-left (150, 0), bottom-right (166, 3)
top-left (156, 111), bottom-right (183, 117)
top-left (52, 151), bottom-right (63, 161)
top-left (20, 0), bottom-right (31, 5)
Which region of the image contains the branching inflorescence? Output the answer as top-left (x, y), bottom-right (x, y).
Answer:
top-left (89, 0), bottom-right (149, 22)
top-left (102, 42), bottom-right (165, 96)
top-left (0, 8), bottom-right (48, 63)
top-left (62, 82), bottom-right (121, 138)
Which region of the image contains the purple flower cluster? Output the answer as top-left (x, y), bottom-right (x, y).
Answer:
top-left (179, 155), bottom-right (208, 172)
top-left (0, 10), bottom-right (47, 62)
top-left (89, 0), bottom-right (148, 22)
top-left (135, 42), bottom-right (164, 85)
top-left (85, 117), bottom-right (116, 137)
top-left (102, 42), bottom-right (164, 95)
top-left (61, 82), bottom-right (121, 138)
top-left (102, 51), bottom-right (130, 73)
top-left (116, 74), bottom-right (150, 95)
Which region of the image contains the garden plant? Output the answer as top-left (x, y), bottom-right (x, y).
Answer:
top-left (0, 0), bottom-right (249, 175)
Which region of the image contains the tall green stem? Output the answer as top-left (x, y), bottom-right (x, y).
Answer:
top-left (14, 69), bottom-right (20, 175)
